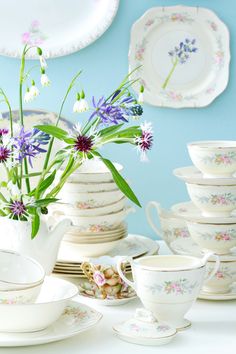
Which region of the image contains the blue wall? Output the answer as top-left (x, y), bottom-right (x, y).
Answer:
top-left (0, 0), bottom-right (235, 239)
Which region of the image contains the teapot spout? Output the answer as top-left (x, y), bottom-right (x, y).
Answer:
top-left (50, 218), bottom-right (72, 245)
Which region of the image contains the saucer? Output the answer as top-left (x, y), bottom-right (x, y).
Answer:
top-left (0, 301), bottom-right (102, 347)
top-left (113, 308), bottom-right (177, 346)
top-left (171, 201), bottom-right (236, 224)
top-left (198, 283), bottom-right (236, 301)
top-left (173, 166), bottom-right (236, 186)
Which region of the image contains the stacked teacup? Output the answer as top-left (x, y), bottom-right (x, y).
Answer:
top-left (50, 159), bottom-right (134, 257)
top-left (174, 141), bottom-right (236, 295)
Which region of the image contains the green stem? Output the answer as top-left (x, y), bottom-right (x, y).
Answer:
top-left (162, 59), bottom-right (178, 90)
top-left (42, 70), bottom-right (82, 171)
top-left (19, 45), bottom-right (30, 193)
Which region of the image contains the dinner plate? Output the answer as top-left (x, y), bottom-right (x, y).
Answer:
top-left (129, 5), bottom-right (230, 108)
top-left (173, 166), bottom-right (236, 186)
top-left (0, 0), bottom-right (119, 58)
top-left (0, 110), bottom-right (72, 187)
top-left (171, 201), bottom-right (236, 224)
top-left (0, 301), bottom-right (102, 347)
top-left (57, 234), bottom-right (159, 263)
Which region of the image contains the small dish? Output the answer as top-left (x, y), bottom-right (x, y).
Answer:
top-left (198, 282), bottom-right (236, 301)
top-left (0, 276), bottom-right (78, 332)
top-left (171, 201), bottom-right (236, 224)
top-left (188, 141), bottom-right (236, 178)
top-left (113, 308), bottom-right (177, 346)
top-left (0, 301), bottom-right (102, 347)
top-left (186, 183), bottom-right (236, 217)
top-left (174, 166), bottom-right (236, 186)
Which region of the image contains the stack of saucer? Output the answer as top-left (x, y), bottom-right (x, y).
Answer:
top-left (50, 159), bottom-right (135, 257)
top-left (147, 141), bottom-right (236, 300)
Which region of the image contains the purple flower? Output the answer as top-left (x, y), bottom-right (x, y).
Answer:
top-left (0, 128), bottom-right (9, 136)
top-left (135, 122), bottom-right (153, 162)
top-left (93, 271), bottom-right (106, 286)
top-left (9, 200), bottom-right (26, 217)
top-left (0, 146), bottom-right (11, 163)
top-left (168, 38), bottom-right (197, 64)
top-left (13, 127), bottom-right (50, 167)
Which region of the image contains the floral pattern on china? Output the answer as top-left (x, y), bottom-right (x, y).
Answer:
top-left (207, 267), bottom-right (236, 281)
top-left (146, 279), bottom-right (198, 295)
top-left (202, 152), bottom-right (236, 165)
top-left (198, 230), bottom-right (236, 242)
top-left (129, 5), bottom-right (230, 107)
top-left (197, 193), bottom-right (236, 205)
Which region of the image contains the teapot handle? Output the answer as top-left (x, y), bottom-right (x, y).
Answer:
top-left (201, 252), bottom-right (220, 282)
top-left (116, 257), bottom-right (136, 290)
top-left (146, 201), bottom-right (163, 238)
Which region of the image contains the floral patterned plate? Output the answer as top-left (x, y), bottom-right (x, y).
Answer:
top-left (171, 201), bottom-right (236, 224)
top-left (174, 166), bottom-right (236, 186)
top-left (129, 5), bottom-right (230, 108)
top-left (0, 0), bottom-right (119, 58)
top-left (198, 283), bottom-right (236, 301)
top-left (0, 301), bottom-right (102, 347)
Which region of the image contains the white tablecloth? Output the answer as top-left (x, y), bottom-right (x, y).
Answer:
top-left (0, 241), bottom-right (235, 354)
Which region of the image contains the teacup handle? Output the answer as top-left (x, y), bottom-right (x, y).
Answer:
top-left (116, 257), bottom-right (136, 290)
top-left (145, 201), bottom-right (163, 238)
top-left (201, 252), bottom-right (220, 282)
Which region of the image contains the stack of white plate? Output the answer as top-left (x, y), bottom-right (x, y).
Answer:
top-left (50, 159), bottom-right (135, 257)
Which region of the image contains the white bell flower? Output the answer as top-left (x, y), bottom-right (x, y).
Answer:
top-left (24, 89), bottom-right (33, 103)
top-left (30, 81), bottom-right (40, 98)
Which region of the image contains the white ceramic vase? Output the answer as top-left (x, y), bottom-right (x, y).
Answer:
top-left (0, 216), bottom-right (71, 275)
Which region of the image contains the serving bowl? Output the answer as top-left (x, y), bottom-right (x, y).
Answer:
top-left (187, 221), bottom-right (236, 255)
top-left (50, 198), bottom-right (126, 217)
top-left (0, 250), bottom-right (45, 304)
top-left (59, 189), bottom-right (124, 209)
top-left (203, 259), bottom-right (236, 294)
top-left (186, 183), bottom-right (236, 217)
top-left (187, 141), bottom-right (236, 178)
top-left (62, 181), bottom-right (118, 193)
top-left (61, 159), bottom-right (123, 183)
top-left (54, 207), bottom-right (134, 233)
top-left (60, 236), bottom-right (126, 257)
top-left (0, 276), bottom-right (78, 332)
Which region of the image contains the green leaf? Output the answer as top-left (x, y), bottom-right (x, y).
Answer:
top-left (29, 170), bottom-right (56, 197)
top-left (99, 124), bottom-right (124, 137)
top-left (94, 152), bottom-right (141, 207)
top-left (35, 125), bottom-right (69, 141)
top-left (33, 198), bottom-right (58, 207)
top-left (31, 211), bottom-right (40, 239)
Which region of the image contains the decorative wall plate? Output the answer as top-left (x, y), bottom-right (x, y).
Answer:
top-left (0, 0), bottom-right (119, 58)
top-left (129, 6), bottom-right (230, 108)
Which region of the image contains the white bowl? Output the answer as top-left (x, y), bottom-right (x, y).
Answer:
top-left (60, 236), bottom-right (126, 257)
top-left (62, 181), bottom-right (118, 193)
top-left (186, 183), bottom-right (236, 217)
top-left (54, 207), bottom-right (135, 233)
top-left (187, 221), bottom-right (236, 255)
top-left (203, 259), bottom-right (236, 294)
top-left (0, 250), bottom-right (45, 304)
top-left (0, 276), bottom-right (78, 332)
top-left (61, 159), bottom-right (123, 183)
top-left (188, 141), bottom-right (236, 178)
top-left (59, 189), bottom-right (124, 209)
top-left (50, 198), bottom-right (127, 217)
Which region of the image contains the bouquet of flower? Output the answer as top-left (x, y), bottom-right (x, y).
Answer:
top-left (0, 45), bottom-right (153, 238)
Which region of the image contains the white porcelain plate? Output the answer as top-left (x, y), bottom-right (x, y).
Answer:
top-left (198, 283), bottom-right (236, 300)
top-left (174, 166), bottom-right (236, 185)
top-left (171, 201), bottom-right (236, 224)
top-left (129, 5), bottom-right (230, 108)
top-left (0, 0), bottom-right (119, 58)
top-left (0, 301), bottom-right (102, 347)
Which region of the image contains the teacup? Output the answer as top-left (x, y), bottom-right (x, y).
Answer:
top-left (187, 141), bottom-right (236, 178)
top-left (186, 183), bottom-right (236, 217)
top-left (117, 254), bottom-right (219, 330)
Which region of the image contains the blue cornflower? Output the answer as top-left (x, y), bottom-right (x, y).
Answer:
top-left (13, 127), bottom-right (50, 167)
top-left (168, 38), bottom-right (197, 64)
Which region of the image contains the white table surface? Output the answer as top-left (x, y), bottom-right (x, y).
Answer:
top-left (1, 241), bottom-right (236, 353)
